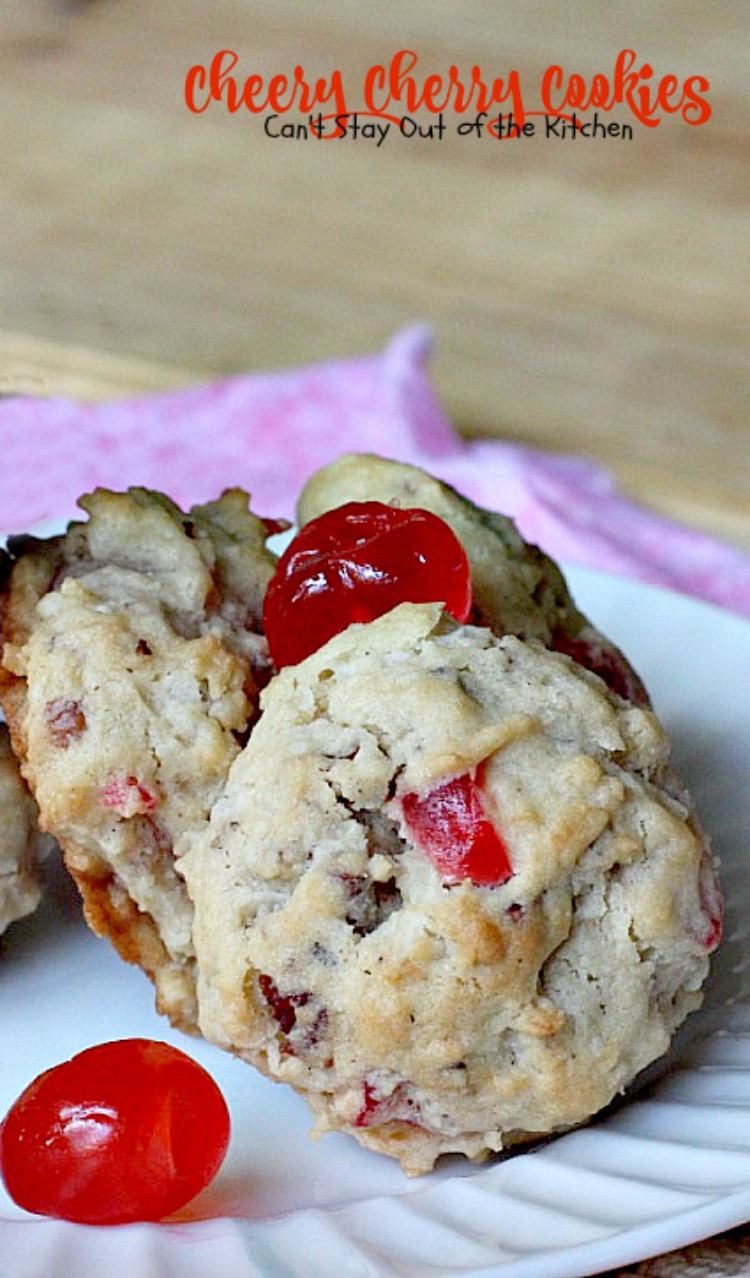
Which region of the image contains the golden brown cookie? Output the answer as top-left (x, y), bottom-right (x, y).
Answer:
top-left (180, 604), bottom-right (720, 1174)
top-left (0, 488), bottom-right (277, 1027)
top-left (297, 452), bottom-right (649, 705)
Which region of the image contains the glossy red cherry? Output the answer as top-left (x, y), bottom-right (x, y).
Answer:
top-left (263, 502), bottom-right (472, 668)
top-left (402, 769), bottom-right (513, 887)
top-left (0, 1039), bottom-right (230, 1225)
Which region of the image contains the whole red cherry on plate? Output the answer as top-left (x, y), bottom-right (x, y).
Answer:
top-left (0, 1039), bottom-right (230, 1225)
top-left (263, 501), bottom-right (473, 668)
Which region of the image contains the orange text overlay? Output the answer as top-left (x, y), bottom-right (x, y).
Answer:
top-left (184, 49), bottom-right (711, 129)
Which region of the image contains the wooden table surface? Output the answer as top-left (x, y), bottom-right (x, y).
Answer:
top-left (1, 4), bottom-right (749, 1275)
top-left (1, 0), bottom-right (748, 549)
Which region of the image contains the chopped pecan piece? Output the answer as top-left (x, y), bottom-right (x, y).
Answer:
top-left (45, 698), bottom-right (86, 748)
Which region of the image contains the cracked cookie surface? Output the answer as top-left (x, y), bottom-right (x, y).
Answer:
top-left (180, 603), bottom-right (719, 1174)
top-left (0, 488), bottom-right (276, 1026)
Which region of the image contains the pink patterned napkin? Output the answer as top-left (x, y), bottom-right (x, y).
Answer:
top-left (1, 326), bottom-right (748, 618)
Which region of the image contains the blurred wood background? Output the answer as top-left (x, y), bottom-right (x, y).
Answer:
top-left (0, 0), bottom-right (748, 556)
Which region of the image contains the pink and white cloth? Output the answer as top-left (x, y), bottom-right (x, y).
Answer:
top-left (1, 326), bottom-right (748, 619)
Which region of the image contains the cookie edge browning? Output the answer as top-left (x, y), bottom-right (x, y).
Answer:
top-left (0, 528), bottom-right (201, 1027)
top-left (0, 487), bottom-right (277, 1030)
top-left (67, 847), bottom-right (199, 1030)
top-left (0, 720), bottom-right (50, 936)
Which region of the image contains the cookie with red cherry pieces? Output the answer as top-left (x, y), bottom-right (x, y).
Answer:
top-left (0, 724), bottom-right (51, 937)
top-left (297, 452), bottom-right (648, 705)
top-left (180, 603), bottom-right (721, 1176)
top-left (0, 488), bottom-right (277, 1028)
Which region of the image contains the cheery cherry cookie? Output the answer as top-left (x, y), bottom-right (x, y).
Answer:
top-left (0, 724), bottom-right (50, 936)
top-left (297, 453), bottom-right (648, 705)
top-left (0, 488), bottom-right (276, 1026)
top-left (180, 603), bottom-right (720, 1175)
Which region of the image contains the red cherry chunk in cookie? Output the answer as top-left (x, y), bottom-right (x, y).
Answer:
top-left (258, 974), bottom-right (310, 1034)
top-left (101, 774), bottom-right (160, 817)
top-left (354, 1081), bottom-right (422, 1129)
top-left (0, 1039), bottom-right (230, 1225)
top-left (402, 769), bottom-right (512, 887)
top-left (263, 502), bottom-right (472, 668)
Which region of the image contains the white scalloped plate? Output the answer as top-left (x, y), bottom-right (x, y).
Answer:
top-left (1, 558), bottom-right (749, 1278)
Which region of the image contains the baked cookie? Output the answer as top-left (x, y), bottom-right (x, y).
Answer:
top-left (0, 488), bottom-right (277, 1027)
top-left (297, 452), bottom-right (648, 705)
top-left (180, 603), bottom-right (721, 1174)
top-left (0, 724), bottom-right (49, 936)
